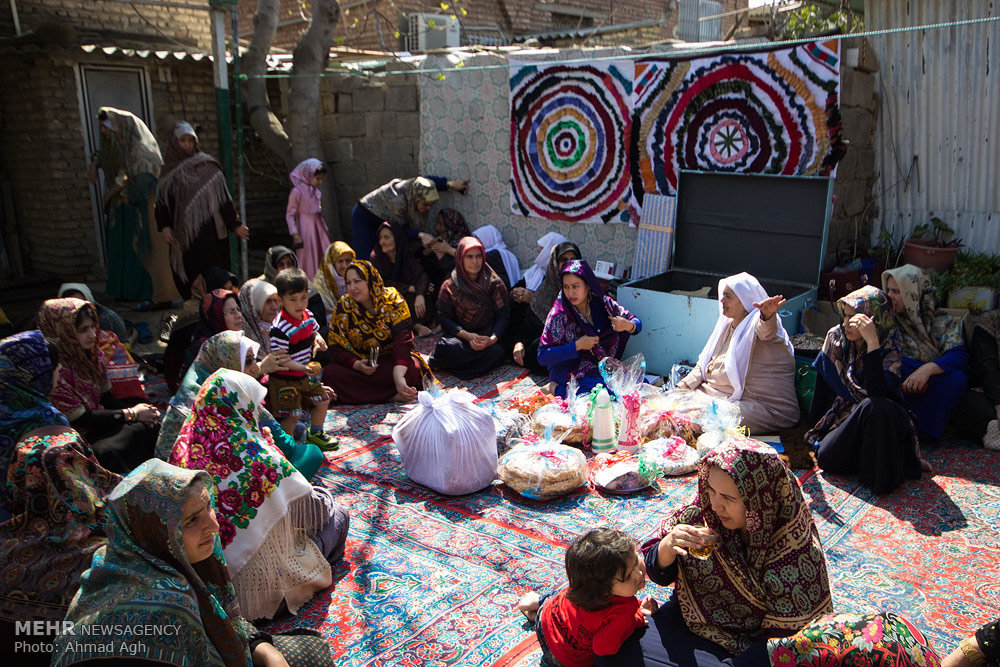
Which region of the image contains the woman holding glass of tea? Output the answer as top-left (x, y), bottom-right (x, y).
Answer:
top-left (597, 439), bottom-right (833, 665)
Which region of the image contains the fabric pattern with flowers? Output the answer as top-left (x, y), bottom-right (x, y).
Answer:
top-left (328, 260), bottom-right (412, 358)
top-left (882, 264), bottom-right (964, 362)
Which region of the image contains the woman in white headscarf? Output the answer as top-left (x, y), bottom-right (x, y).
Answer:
top-left (674, 272), bottom-right (800, 434)
top-left (473, 224), bottom-right (521, 290)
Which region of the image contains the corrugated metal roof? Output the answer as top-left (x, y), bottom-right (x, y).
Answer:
top-left (866, 0), bottom-right (1000, 253)
top-left (519, 19), bottom-right (667, 42)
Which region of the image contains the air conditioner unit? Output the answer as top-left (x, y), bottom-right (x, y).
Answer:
top-left (408, 13), bottom-right (460, 51)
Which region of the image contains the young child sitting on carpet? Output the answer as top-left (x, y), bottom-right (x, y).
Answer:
top-left (518, 527), bottom-right (658, 667)
top-left (269, 268), bottom-right (337, 450)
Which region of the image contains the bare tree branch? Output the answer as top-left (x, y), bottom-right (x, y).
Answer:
top-left (244, 0), bottom-right (293, 166)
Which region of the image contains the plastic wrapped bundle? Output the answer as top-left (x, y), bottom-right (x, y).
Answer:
top-left (590, 451), bottom-right (654, 494)
top-left (392, 388), bottom-right (498, 495)
top-left (695, 400), bottom-right (745, 454)
top-left (498, 438), bottom-right (588, 500)
top-left (529, 400), bottom-right (590, 445)
top-left (480, 399), bottom-right (531, 454)
top-left (639, 436), bottom-right (699, 476)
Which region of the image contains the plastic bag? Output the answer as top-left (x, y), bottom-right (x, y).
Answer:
top-left (667, 363), bottom-right (695, 391)
top-left (479, 399), bottom-right (531, 454)
top-left (598, 354), bottom-right (646, 399)
top-left (498, 437), bottom-right (588, 500)
top-left (638, 409), bottom-right (698, 448)
top-left (694, 400), bottom-right (745, 454)
top-left (392, 388), bottom-right (498, 495)
top-left (529, 399), bottom-right (591, 445)
top-left (590, 451), bottom-right (654, 494)
top-left (639, 436), bottom-right (699, 476)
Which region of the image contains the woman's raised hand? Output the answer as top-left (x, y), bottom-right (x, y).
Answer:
top-left (259, 351), bottom-right (290, 375)
top-left (575, 335), bottom-right (600, 351)
top-left (753, 295), bottom-right (786, 321)
top-left (611, 316), bottom-right (636, 333)
top-left (849, 313), bottom-right (880, 349)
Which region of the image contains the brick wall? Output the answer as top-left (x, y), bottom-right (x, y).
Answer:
top-left (0, 0), bottom-right (214, 49)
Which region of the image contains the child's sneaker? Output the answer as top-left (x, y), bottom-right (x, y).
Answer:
top-left (306, 430), bottom-right (339, 451)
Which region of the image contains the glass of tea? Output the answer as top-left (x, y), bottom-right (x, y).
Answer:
top-left (687, 526), bottom-right (718, 561)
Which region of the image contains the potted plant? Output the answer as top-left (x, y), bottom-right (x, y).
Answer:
top-left (902, 216), bottom-right (961, 272)
top-left (934, 251), bottom-right (1000, 313)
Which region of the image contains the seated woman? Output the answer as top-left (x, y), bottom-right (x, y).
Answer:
top-left (0, 331), bottom-right (70, 518)
top-left (38, 298), bottom-right (158, 474)
top-left (57, 282), bottom-right (127, 341)
top-left (259, 244), bottom-right (329, 344)
top-left (883, 264), bottom-right (968, 440)
top-left (322, 260), bottom-right (423, 404)
top-left (522, 231), bottom-right (569, 298)
top-left (507, 240), bottom-right (580, 374)
top-left (164, 266), bottom-right (236, 392)
top-left (672, 272), bottom-right (800, 434)
top-left (50, 459), bottom-right (334, 666)
top-left (421, 208), bottom-right (470, 287)
top-left (431, 236), bottom-right (510, 380)
top-left (313, 240), bottom-right (356, 314)
top-left (538, 259), bottom-right (640, 398)
top-left (953, 309), bottom-right (1000, 449)
top-left (371, 221), bottom-right (435, 337)
top-left (807, 286), bottom-right (926, 494)
top-left (473, 224), bottom-right (521, 290)
top-left (169, 369), bottom-right (348, 621)
top-left (237, 278), bottom-right (279, 358)
top-left (187, 287), bottom-right (243, 364)
top-left (156, 330), bottom-right (323, 481)
top-left (612, 439), bottom-right (832, 665)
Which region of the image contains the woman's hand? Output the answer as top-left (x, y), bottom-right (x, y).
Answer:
top-left (575, 335), bottom-right (600, 352)
top-left (414, 294), bottom-right (426, 318)
top-left (234, 224), bottom-right (250, 240)
top-left (513, 341), bottom-right (526, 366)
top-left (902, 362), bottom-right (941, 394)
top-left (394, 377), bottom-right (418, 401)
top-left (448, 178), bottom-right (469, 194)
top-left (162, 227), bottom-right (175, 245)
top-left (940, 638), bottom-right (980, 667)
top-left (251, 642), bottom-right (290, 667)
top-left (847, 313), bottom-right (880, 350)
top-left (656, 524), bottom-right (714, 568)
top-left (510, 287), bottom-right (531, 303)
top-left (753, 295), bottom-right (786, 321)
top-left (469, 334), bottom-right (493, 351)
top-left (259, 351), bottom-right (290, 376)
top-left (321, 384), bottom-right (337, 401)
top-left (611, 316), bottom-right (636, 333)
top-left (353, 359), bottom-right (377, 375)
top-left (291, 233), bottom-right (303, 248)
top-left (418, 231), bottom-right (435, 246)
top-left (133, 404), bottom-right (161, 427)
top-left (639, 596), bottom-right (659, 617)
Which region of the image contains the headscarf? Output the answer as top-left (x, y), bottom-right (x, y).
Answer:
top-left (202, 266), bottom-right (238, 291)
top-left (176, 267), bottom-right (235, 330)
top-left (522, 231), bottom-right (568, 291)
top-left (156, 331), bottom-right (257, 460)
top-left (473, 224), bottom-right (522, 288)
top-left (408, 176), bottom-right (439, 224)
top-left (50, 459), bottom-right (252, 667)
top-left (540, 259), bottom-right (635, 380)
top-left (192, 288), bottom-right (239, 353)
top-left (97, 107), bottom-right (163, 179)
top-left (289, 158), bottom-right (324, 205)
top-left (438, 236), bottom-right (510, 333)
top-left (0, 427), bottom-right (121, 622)
top-left (37, 298), bottom-right (110, 421)
top-left (694, 273), bottom-right (795, 401)
top-left (57, 282), bottom-right (128, 341)
top-left (328, 260), bottom-right (412, 357)
top-left (260, 245), bottom-right (298, 283)
top-left (0, 332), bottom-right (70, 512)
top-left (530, 240), bottom-right (581, 322)
top-left (371, 221), bottom-right (425, 287)
top-left (156, 120), bottom-right (234, 283)
top-left (882, 264), bottom-right (965, 362)
top-left (238, 278), bottom-right (276, 355)
top-left (437, 208), bottom-right (471, 246)
top-left (314, 240), bottom-right (355, 311)
top-left (806, 286), bottom-right (906, 443)
top-left (358, 177), bottom-right (439, 230)
top-left (656, 438), bottom-right (833, 653)
top-left (169, 370), bottom-right (330, 620)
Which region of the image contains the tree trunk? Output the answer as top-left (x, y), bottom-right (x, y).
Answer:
top-left (243, 0), bottom-right (292, 167)
top-left (290, 0), bottom-right (345, 239)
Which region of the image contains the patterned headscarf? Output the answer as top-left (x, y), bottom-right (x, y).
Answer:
top-left (0, 331), bottom-right (69, 511)
top-left (289, 158), bottom-right (324, 204)
top-left (408, 176), bottom-right (439, 223)
top-left (50, 459), bottom-right (251, 667)
top-left (238, 278), bottom-right (276, 355)
top-left (192, 289), bottom-right (240, 352)
top-left (658, 438), bottom-right (833, 653)
top-left (540, 259), bottom-right (635, 380)
top-left (260, 245), bottom-right (298, 283)
top-left (98, 107), bottom-right (163, 178)
top-left (882, 264), bottom-right (965, 362)
top-left (530, 240), bottom-right (580, 321)
top-left (314, 240), bottom-right (355, 311)
top-left (438, 236), bottom-right (510, 333)
top-left (169, 370), bottom-right (329, 620)
top-left (806, 286), bottom-right (906, 443)
top-left (437, 208), bottom-right (471, 245)
top-left (0, 427), bottom-right (121, 622)
top-left (329, 260), bottom-right (412, 357)
top-left (38, 298), bottom-right (110, 420)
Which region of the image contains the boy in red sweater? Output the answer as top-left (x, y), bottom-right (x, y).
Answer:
top-left (518, 527), bottom-right (658, 667)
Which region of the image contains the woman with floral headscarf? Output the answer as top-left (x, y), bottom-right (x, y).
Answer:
top-left (286, 158), bottom-right (331, 279)
top-left (431, 236), bottom-right (510, 380)
top-left (169, 370), bottom-right (348, 621)
top-left (882, 264), bottom-right (968, 440)
top-left (322, 260), bottom-right (423, 403)
top-left (49, 459), bottom-right (334, 666)
top-left (806, 286), bottom-right (926, 494)
top-left (352, 175), bottom-right (469, 259)
top-left (37, 298), bottom-right (158, 474)
top-left (314, 240), bottom-right (356, 313)
top-left (155, 121), bottom-right (249, 300)
top-left (538, 259), bottom-right (640, 397)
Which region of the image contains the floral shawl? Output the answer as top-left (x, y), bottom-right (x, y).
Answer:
top-left (58, 282), bottom-right (128, 341)
top-left (156, 121), bottom-right (234, 283)
top-left (530, 240), bottom-right (580, 321)
top-left (38, 298), bottom-right (111, 421)
top-left (50, 459), bottom-right (253, 667)
top-left (238, 279), bottom-right (276, 356)
top-left (657, 438), bottom-right (833, 653)
top-left (169, 370), bottom-right (330, 619)
top-left (0, 331), bottom-right (69, 511)
top-left (259, 245), bottom-right (298, 283)
top-left (806, 286), bottom-right (905, 443)
top-left (882, 264), bottom-right (965, 362)
top-left (98, 107), bottom-right (163, 179)
top-left (0, 427), bottom-right (121, 622)
top-left (540, 259), bottom-right (634, 379)
top-left (438, 236), bottom-right (510, 333)
top-left (329, 260), bottom-right (412, 358)
top-left (371, 221), bottom-right (426, 288)
top-left (314, 240), bottom-right (355, 312)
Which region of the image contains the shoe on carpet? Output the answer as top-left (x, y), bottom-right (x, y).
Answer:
top-left (985, 420), bottom-right (1000, 451)
top-left (306, 430), bottom-right (339, 451)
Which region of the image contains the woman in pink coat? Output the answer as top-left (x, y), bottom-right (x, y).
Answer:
top-left (286, 158), bottom-right (332, 279)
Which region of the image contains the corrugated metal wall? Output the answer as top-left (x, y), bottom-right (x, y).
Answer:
top-left (866, 0), bottom-right (1000, 253)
